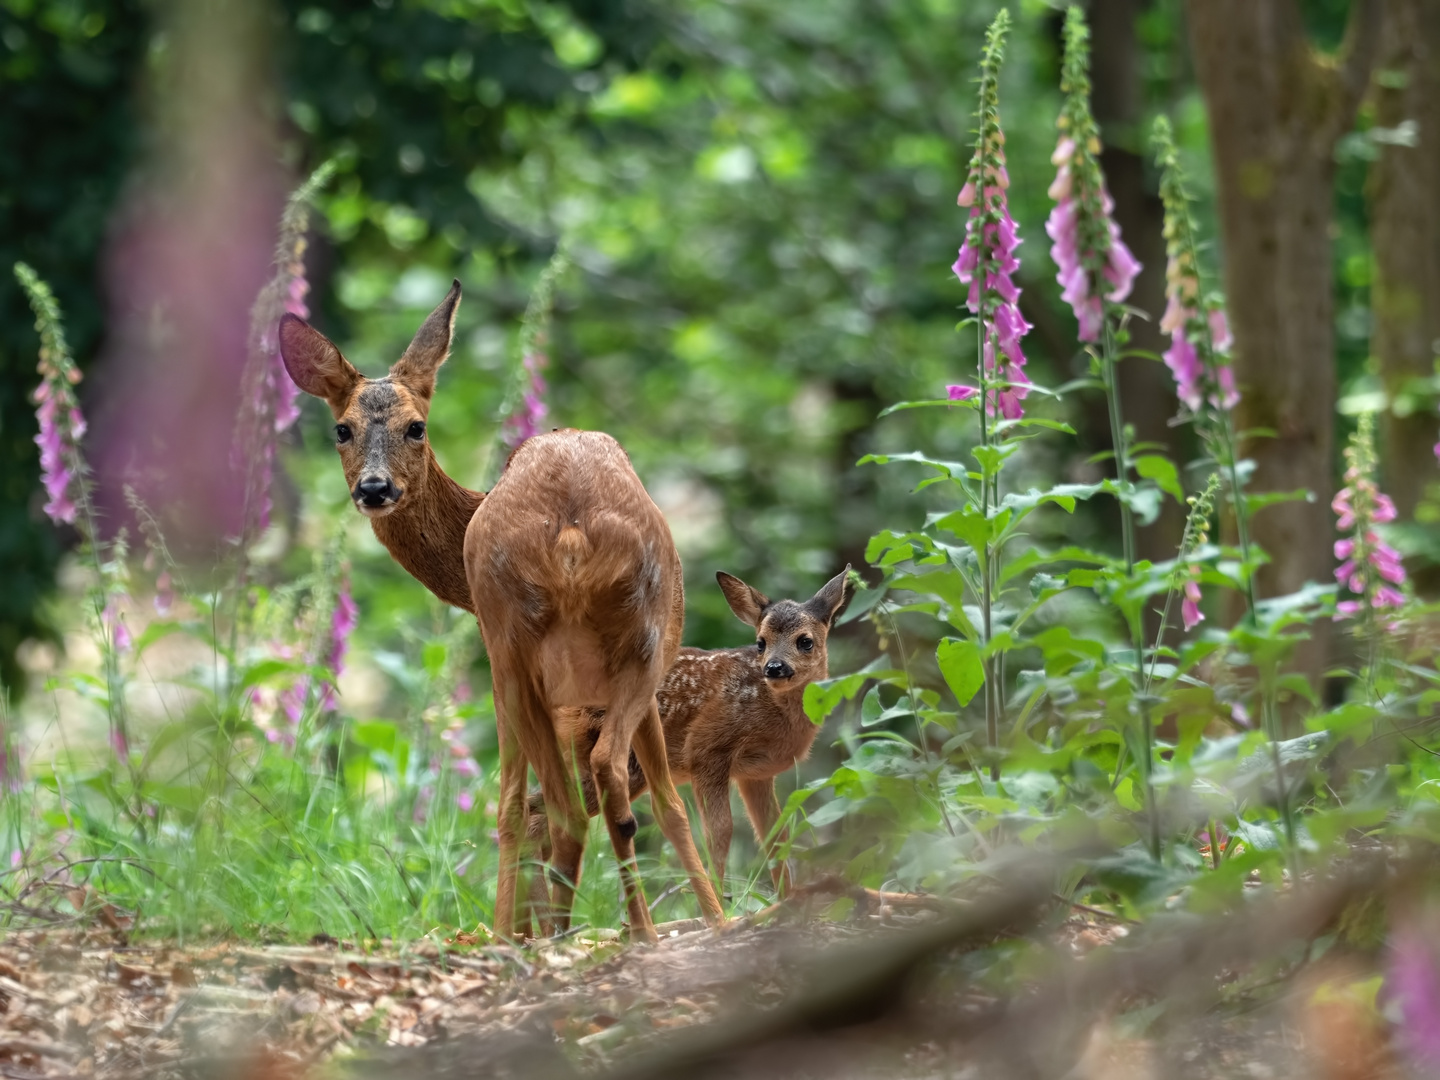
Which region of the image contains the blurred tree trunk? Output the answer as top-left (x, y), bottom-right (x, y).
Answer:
top-left (1186, 0), bottom-right (1381, 691)
top-left (1370, 0), bottom-right (1440, 526)
top-left (1089, 0), bottom-right (1183, 576)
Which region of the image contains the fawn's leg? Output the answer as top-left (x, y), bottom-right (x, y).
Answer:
top-left (738, 777), bottom-right (789, 894)
top-left (693, 770), bottom-right (734, 899)
top-left (631, 701), bottom-right (726, 928)
top-left (589, 676), bottom-right (657, 943)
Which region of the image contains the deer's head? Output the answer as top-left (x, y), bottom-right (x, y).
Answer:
top-left (277, 281), bottom-right (461, 519)
top-left (717, 566), bottom-right (853, 694)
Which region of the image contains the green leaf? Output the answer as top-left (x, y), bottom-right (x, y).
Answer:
top-left (1134, 455), bottom-right (1183, 502)
top-left (992, 417), bottom-right (1076, 436)
top-left (931, 507), bottom-right (991, 553)
top-left (238, 658), bottom-right (306, 691)
top-left (937, 637), bottom-right (984, 707)
top-left (877, 398), bottom-right (975, 418)
top-left (803, 654), bottom-right (900, 724)
top-left (1000, 482), bottom-right (1104, 516)
top-left (1244, 488), bottom-right (1314, 515)
top-left (857, 451), bottom-right (971, 478)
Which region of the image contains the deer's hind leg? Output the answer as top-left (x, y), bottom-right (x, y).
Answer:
top-left (503, 673), bottom-right (588, 935)
top-left (630, 699), bottom-right (726, 928)
top-left (588, 673), bottom-right (658, 942)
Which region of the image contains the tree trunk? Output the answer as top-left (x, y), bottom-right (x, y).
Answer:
top-left (1185, 0), bottom-right (1381, 690)
top-left (1370, 0), bottom-right (1440, 528)
top-left (1089, 0), bottom-right (1184, 574)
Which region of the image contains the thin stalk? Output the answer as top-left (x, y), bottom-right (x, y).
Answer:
top-left (1100, 317), bottom-right (1158, 858)
top-left (1175, 191), bottom-right (1295, 856)
top-left (978, 315), bottom-right (998, 782)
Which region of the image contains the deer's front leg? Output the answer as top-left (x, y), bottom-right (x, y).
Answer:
top-left (738, 777), bottom-right (788, 894)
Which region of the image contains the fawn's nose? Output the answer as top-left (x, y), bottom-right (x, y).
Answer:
top-left (764, 659), bottom-right (794, 680)
top-left (355, 476), bottom-right (395, 507)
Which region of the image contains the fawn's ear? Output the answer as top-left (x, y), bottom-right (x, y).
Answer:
top-left (278, 314), bottom-right (362, 416)
top-left (717, 572), bottom-right (771, 628)
top-left (806, 565), bottom-right (854, 627)
top-left (390, 279), bottom-right (461, 401)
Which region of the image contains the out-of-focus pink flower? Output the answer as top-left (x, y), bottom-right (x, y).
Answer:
top-left (32, 358), bottom-right (86, 526)
top-left (1181, 576), bottom-right (1204, 631)
top-left (315, 574), bottom-right (357, 714)
top-left (456, 790), bottom-right (475, 812)
top-left (1389, 920), bottom-right (1440, 1067)
top-left (102, 598), bottom-right (131, 653)
top-left (1045, 138), bottom-right (1141, 344)
top-left (947, 384), bottom-right (979, 402)
top-left (504, 352), bottom-right (550, 447)
top-left (154, 571), bottom-right (174, 616)
top-left (950, 58), bottom-right (1030, 421)
top-left (454, 756), bottom-right (480, 779)
top-left (1333, 416), bottom-right (1407, 621)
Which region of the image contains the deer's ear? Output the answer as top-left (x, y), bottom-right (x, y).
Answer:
top-left (807, 565), bottom-right (854, 627)
top-left (390, 279), bottom-right (461, 401)
top-left (717, 572), bottom-right (771, 628)
top-left (278, 314), bottom-right (361, 415)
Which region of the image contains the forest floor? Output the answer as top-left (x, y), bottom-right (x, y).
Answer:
top-left (0, 887), bottom-right (1399, 1080)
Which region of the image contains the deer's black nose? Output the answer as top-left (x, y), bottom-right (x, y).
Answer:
top-left (355, 477), bottom-right (393, 506)
top-left (765, 659), bottom-right (794, 680)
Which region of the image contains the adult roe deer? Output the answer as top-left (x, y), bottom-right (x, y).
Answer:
top-left (277, 281), bottom-right (724, 942)
top-left (529, 567), bottom-right (852, 905)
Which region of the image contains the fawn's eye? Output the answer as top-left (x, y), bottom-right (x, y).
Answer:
top-left (407, 420), bottom-right (426, 440)
top-left (797, 635), bottom-right (814, 652)
top-left (756, 638), bottom-right (766, 652)
top-left (335, 424), bottom-right (352, 444)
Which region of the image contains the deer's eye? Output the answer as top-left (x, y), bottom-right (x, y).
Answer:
top-left (335, 424), bottom-right (352, 444)
top-left (756, 638), bottom-right (766, 653)
top-left (797, 635), bottom-right (814, 652)
top-left (407, 420), bottom-right (426, 440)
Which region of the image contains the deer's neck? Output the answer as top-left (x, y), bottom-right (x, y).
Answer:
top-left (369, 451), bottom-right (484, 613)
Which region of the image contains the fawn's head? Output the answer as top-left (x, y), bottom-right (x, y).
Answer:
top-left (277, 281), bottom-right (461, 518)
top-left (717, 566), bottom-right (853, 693)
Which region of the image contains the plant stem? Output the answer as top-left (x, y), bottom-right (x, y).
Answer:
top-left (1176, 214), bottom-right (1295, 858)
top-left (1100, 317), bottom-right (1158, 857)
top-left (977, 314), bottom-right (998, 782)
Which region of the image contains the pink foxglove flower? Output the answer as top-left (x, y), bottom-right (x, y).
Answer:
top-left (1153, 120), bottom-right (1241, 420)
top-left (504, 351), bottom-right (550, 447)
top-left (102, 598), bottom-right (132, 653)
top-left (1045, 13), bottom-right (1141, 347)
top-left (16, 266), bottom-right (88, 528)
top-left (319, 573), bottom-right (358, 713)
top-left (237, 165), bottom-right (332, 541)
top-left (951, 15), bottom-right (1030, 420)
top-left (1174, 475), bottom-right (1219, 636)
top-left (154, 570), bottom-right (174, 616)
top-left (1181, 576), bottom-right (1204, 632)
top-left (1333, 415), bottom-right (1406, 621)
top-left (1389, 918), bottom-right (1440, 1067)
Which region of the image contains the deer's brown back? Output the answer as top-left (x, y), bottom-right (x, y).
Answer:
top-left (464, 429), bottom-right (684, 705)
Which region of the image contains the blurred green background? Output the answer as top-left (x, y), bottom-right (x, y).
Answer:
top-left (0, 0), bottom-right (1368, 699)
